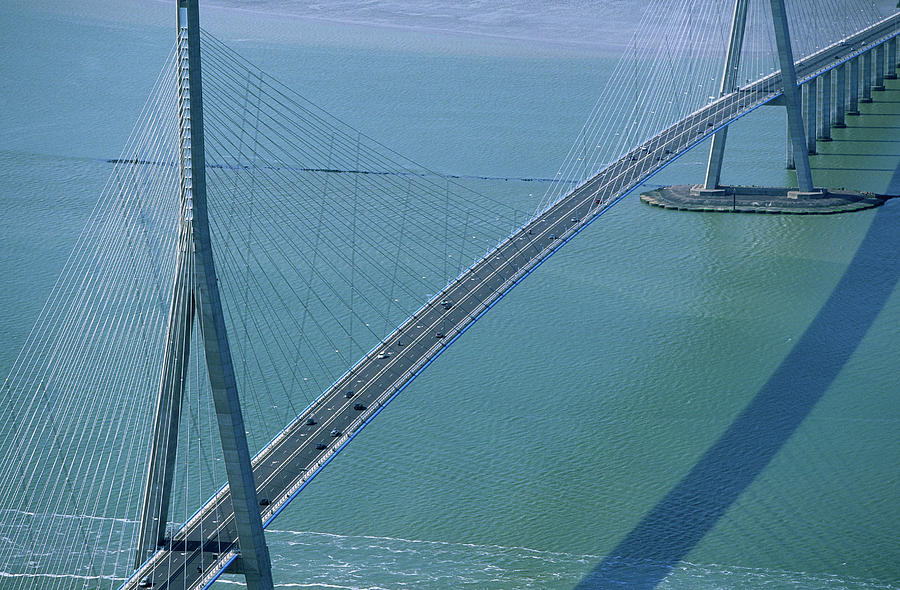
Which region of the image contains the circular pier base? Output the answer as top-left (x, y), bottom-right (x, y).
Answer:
top-left (640, 185), bottom-right (889, 215)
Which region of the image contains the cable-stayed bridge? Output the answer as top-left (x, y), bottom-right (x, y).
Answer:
top-left (1, 1), bottom-right (898, 589)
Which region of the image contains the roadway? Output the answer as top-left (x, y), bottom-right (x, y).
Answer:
top-left (121, 11), bottom-right (900, 590)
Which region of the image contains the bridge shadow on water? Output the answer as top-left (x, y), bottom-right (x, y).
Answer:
top-left (574, 197), bottom-right (900, 589)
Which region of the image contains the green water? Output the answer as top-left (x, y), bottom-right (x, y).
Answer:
top-left (1, 2), bottom-right (899, 589)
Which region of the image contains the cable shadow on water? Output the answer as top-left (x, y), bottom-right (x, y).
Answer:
top-left (574, 200), bottom-right (900, 589)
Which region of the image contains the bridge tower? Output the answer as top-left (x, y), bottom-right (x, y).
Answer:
top-left (642, 0), bottom-right (894, 213)
top-left (134, 1), bottom-right (275, 588)
top-left (704, 0), bottom-right (816, 193)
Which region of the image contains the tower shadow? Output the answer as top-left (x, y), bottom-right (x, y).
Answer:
top-left (575, 199), bottom-right (900, 589)
top-left (884, 158), bottom-right (900, 196)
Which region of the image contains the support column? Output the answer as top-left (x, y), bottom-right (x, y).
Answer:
top-left (803, 81), bottom-right (817, 154)
top-left (848, 56), bottom-right (860, 115)
top-left (874, 43), bottom-right (886, 91)
top-left (177, 1), bottom-right (274, 588)
top-left (834, 62), bottom-right (846, 128)
top-left (861, 50), bottom-right (873, 103)
top-left (769, 0), bottom-right (814, 192)
top-left (887, 37), bottom-right (898, 79)
top-left (703, 0), bottom-right (748, 189)
top-left (817, 70), bottom-right (832, 141)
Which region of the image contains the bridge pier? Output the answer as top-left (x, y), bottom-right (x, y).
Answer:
top-left (833, 62), bottom-right (847, 128)
top-left (817, 69), bottom-right (832, 141)
top-left (861, 50), bottom-right (873, 103)
top-left (887, 37), bottom-right (898, 79)
top-left (803, 81), bottom-right (817, 154)
top-left (848, 56), bottom-right (861, 115)
top-left (874, 43), bottom-right (886, 91)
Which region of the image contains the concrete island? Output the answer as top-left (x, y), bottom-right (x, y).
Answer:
top-left (640, 185), bottom-right (891, 214)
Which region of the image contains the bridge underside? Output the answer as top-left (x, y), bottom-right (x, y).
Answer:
top-left (122, 12), bottom-right (900, 590)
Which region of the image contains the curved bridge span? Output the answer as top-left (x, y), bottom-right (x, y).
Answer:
top-left (124, 12), bottom-right (900, 590)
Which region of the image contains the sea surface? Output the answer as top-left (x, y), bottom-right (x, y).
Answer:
top-left (1, 1), bottom-right (899, 589)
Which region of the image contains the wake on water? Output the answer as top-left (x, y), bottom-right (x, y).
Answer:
top-left (0, 511), bottom-right (896, 588)
top-left (249, 529), bottom-right (900, 589)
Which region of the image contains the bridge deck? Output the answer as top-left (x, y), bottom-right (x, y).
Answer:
top-left (122, 12), bottom-right (900, 590)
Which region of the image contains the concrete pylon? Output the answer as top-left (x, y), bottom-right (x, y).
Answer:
top-left (874, 43), bottom-right (886, 91)
top-left (135, 1), bottom-right (274, 589)
top-left (834, 62), bottom-right (847, 128)
top-left (848, 56), bottom-right (861, 115)
top-left (703, 0), bottom-right (748, 189)
top-left (861, 50), bottom-right (873, 103)
top-left (769, 0), bottom-right (814, 192)
top-left (803, 81), bottom-right (817, 154)
top-left (817, 69), bottom-right (832, 141)
top-left (888, 37), bottom-right (898, 79)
